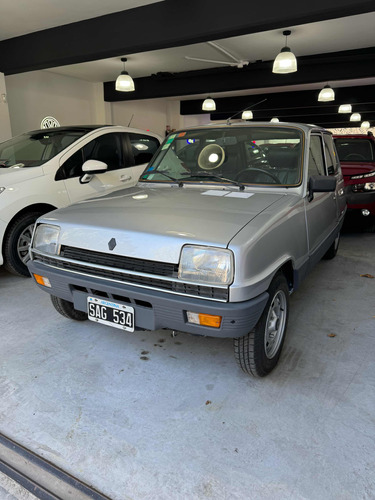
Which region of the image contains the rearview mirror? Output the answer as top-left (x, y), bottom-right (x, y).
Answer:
top-left (82, 159), bottom-right (108, 174)
top-left (80, 160), bottom-right (108, 184)
top-left (308, 175), bottom-right (337, 202)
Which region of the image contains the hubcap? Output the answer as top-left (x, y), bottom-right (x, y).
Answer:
top-left (17, 223), bottom-right (35, 264)
top-left (264, 290), bottom-right (287, 359)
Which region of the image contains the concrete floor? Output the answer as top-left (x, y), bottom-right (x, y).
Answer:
top-left (1, 231), bottom-right (375, 500)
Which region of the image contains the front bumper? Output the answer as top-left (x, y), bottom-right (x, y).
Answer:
top-left (27, 260), bottom-right (269, 339)
top-left (345, 188), bottom-right (375, 215)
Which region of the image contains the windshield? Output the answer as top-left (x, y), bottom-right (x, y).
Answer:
top-left (0, 130), bottom-right (88, 168)
top-left (334, 137), bottom-right (375, 162)
top-left (140, 126), bottom-right (304, 187)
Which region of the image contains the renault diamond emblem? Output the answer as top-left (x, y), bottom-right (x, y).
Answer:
top-left (108, 238), bottom-right (117, 251)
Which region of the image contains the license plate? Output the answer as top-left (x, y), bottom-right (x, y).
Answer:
top-left (87, 296), bottom-right (134, 332)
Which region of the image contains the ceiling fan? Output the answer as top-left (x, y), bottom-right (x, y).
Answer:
top-left (185, 41), bottom-right (249, 69)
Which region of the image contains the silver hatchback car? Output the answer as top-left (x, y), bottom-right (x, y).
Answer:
top-left (28, 123), bottom-right (346, 377)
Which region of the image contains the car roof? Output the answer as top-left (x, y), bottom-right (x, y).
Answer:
top-left (177, 121), bottom-right (328, 133)
top-left (27, 125), bottom-right (110, 134)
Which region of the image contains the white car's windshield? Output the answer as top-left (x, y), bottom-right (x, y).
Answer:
top-left (0, 130), bottom-right (88, 168)
top-left (140, 126), bottom-right (304, 187)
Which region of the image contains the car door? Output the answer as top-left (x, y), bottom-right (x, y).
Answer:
top-left (323, 132), bottom-right (346, 219)
top-left (127, 132), bottom-right (161, 180)
top-left (305, 133), bottom-right (338, 259)
top-left (56, 132), bottom-right (136, 204)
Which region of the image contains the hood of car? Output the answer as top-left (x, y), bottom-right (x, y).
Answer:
top-left (340, 161), bottom-right (375, 179)
top-left (0, 165), bottom-right (45, 185)
top-left (43, 185), bottom-right (285, 263)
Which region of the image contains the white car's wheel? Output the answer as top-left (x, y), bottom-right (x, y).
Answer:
top-left (3, 212), bottom-right (43, 277)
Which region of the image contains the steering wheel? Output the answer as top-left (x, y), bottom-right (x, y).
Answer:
top-left (235, 168), bottom-right (281, 184)
top-left (344, 153), bottom-right (366, 161)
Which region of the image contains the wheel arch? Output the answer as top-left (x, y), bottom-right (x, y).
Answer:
top-left (3, 203), bottom-right (57, 249)
top-left (278, 260), bottom-right (294, 292)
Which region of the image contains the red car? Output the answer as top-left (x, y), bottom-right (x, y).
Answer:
top-left (333, 132), bottom-right (375, 228)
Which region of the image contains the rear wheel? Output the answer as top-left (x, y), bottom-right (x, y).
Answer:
top-left (51, 295), bottom-right (88, 321)
top-left (234, 273), bottom-right (289, 377)
top-left (3, 212), bottom-right (43, 277)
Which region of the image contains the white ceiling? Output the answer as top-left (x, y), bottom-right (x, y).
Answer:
top-left (40, 12), bottom-right (375, 85)
top-left (0, 0), bottom-right (163, 41)
top-left (1, 2), bottom-right (375, 99)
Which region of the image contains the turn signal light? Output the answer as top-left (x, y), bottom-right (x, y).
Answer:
top-left (33, 274), bottom-right (51, 287)
top-left (186, 311), bottom-right (222, 328)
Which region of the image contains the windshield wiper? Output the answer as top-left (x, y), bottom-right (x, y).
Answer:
top-left (183, 172), bottom-right (245, 190)
top-left (142, 170), bottom-right (184, 187)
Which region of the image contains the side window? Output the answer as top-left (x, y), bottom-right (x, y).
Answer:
top-left (308, 135), bottom-right (325, 177)
top-left (84, 133), bottom-right (123, 171)
top-left (56, 149), bottom-right (84, 180)
top-left (58, 133), bottom-right (124, 180)
top-left (129, 133), bottom-right (160, 166)
top-left (323, 134), bottom-right (339, 175)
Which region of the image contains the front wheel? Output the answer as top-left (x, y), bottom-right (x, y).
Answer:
top-left (51, 295), bottom-right (88, 321)
top-left (234, 273), bottom-right (289, 377)
top-left (3, 212), bottom-right (43, 277)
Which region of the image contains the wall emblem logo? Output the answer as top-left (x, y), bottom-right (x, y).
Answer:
top-left (40, 116), bottom-right (60, 129)
top-left (108, 238), bottom-right (117, 251)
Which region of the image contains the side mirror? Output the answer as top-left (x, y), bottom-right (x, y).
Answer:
top-left (80, 160), bottom-right (108, 184)
top-left (308, 175), bottom-right (337, 202)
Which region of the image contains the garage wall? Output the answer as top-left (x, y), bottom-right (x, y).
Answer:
top-left (5, 71), bottom-right (98, 136)
top-left (4, 69), bottom-right (210, 139)
top-left (0, 72), bottom-right (12, 142)
top-left (111, 99), bottom-right (167, 137)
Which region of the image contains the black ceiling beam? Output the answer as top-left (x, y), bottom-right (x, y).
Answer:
top-left (104, 47), bottom-right (375, 102)
top-left (180, 85), bottom-right (375, 116)
top-left (0, 0), bottom-right (374, 75)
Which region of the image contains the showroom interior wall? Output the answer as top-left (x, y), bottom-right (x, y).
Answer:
top-left (4, 70), bottom-right (209, 138)
top-left (0, 72), bottom-right (12, 142)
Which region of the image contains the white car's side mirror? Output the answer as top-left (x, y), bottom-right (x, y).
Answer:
top-left (82, 159), bottom-right (108, 173)
top-left (80, 160), bottom-right (108, 184)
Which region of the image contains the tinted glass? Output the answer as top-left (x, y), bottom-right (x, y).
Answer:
top-left (129, 133), bottom-right (160, 166)
top-left (0, 130), bottom-right (86, 168)
top-left (140, 127), bottom-right (303, 187)
top-left (308, 136), bottom-right (325, 176)
top-left (334, 138), bottom-right (375, 162)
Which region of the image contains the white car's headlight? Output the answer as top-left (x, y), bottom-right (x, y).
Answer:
top-left (0, 187), bottom-right (5, 194)
top-left (178, 245), bottom-right (233, 285)
top-left (32, 224), bottom-right (60, 255)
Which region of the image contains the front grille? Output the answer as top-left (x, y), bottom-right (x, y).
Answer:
top-left (60, 246), bottom-right (178, 277)
top-left (35, 249), bottom-right (228, 301)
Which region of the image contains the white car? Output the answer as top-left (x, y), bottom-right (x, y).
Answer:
top-left (0, 125), bottom-right (162, 276)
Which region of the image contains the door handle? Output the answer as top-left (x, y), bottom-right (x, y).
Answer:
top-left (120, 175), bottom-right (132, 182)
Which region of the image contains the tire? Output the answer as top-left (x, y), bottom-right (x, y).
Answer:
top-left (234, 273), bottom-right (289, 377)
top-left (3, 211), bottom-right (43, 277)
top-left (51, 295), bottom-right (88, 321)
top-left (323, 232), bottom-right (340, 260)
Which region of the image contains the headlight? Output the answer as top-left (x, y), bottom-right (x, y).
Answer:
top-left (32, 224), bottom-right (60, 255)
top-left (0, 187), bottom-right (5, 194)
top-left (364, 182), bottom-right (375, 191)
top-left (351, 171), bottom-right (375, 180)
top-left (178, 245), bottom-right (233, 285)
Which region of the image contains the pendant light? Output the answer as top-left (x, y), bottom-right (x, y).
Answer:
top-left (318, 85), bottom-right (335, 102)
top-left (272, 30), bottom-right (297, 74)
top-left (350, 112), bottom-right (361, 122)
top-left (270, 117), bottom-right (279, 123)
top-left (361, 121), bottom-right (370, 129)
top-left (202, 97), bottom-right (216, 111)
top-left (338, 104), bottom-right (352, 114)
top-left (241, 110), bottom-right (253, 120)
top-left (116, 58), bottom-right (135, 92)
